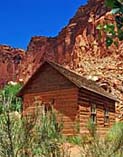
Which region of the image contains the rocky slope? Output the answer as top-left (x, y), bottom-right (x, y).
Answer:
top-left (0, 0), bottom-right (123, 120)
top-left (0, 45), bottom-right (25, 88)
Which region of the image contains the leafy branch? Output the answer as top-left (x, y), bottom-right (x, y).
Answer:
top-left (97, 0), bottom-right (123, 47)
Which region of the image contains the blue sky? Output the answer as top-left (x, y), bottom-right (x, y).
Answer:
top-left (0, 0), bottom-right (87, 49)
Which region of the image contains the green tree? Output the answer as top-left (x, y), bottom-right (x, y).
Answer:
top-left (97, 0), bottom-right (123, 47)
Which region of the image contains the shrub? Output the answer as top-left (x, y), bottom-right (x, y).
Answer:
top-left (66, 135), bottom-right (82, 145)
top-left (0, 93), bottom-right (64, 157)
top-left (0, 83), bottom-right (22, 112)
top-left (34, 108), bottom-right (63, 157)
top-left (79, 122), bottom-right (123, 157)
top-left (86, 119), bottom-right (97, 138)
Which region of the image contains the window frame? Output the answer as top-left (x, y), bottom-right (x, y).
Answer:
top-left (90, 103), bottom-right (97, 124)
top-left (104, 107), bottom-right (110, 125)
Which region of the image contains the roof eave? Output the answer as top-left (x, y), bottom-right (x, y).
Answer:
top-left (80, 86), bottom-right (117, 102)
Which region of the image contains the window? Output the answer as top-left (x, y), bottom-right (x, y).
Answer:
top-left (104, 108), bottom-right (109, 124)
top-left (90, 104), bottom-right (96, 124)
top-left (43, 99), bottom-right (55, 114)
top-left (44, 103), bottom-right (52, 113)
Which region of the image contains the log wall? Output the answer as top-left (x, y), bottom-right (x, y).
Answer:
top-left (78, 88), bottom-right (116, 136)
top-left (23, 88), bottom-right (79, 135)
top-left (22, 63), bottom-right (75, 94)
top-left (22, 87), bottom-right (116, 136)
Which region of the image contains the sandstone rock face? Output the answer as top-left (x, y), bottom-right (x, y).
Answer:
top-left (0, 45), bottom-right (25, 88)
top-left (1, 0), bottom-right (123, 120)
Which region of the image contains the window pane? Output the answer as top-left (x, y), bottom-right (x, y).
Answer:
top-left (91, 114), bottom-right (96, 123)
top-left (91, 104), bottom-right (96, 113)
top-left (104, 108), bottom-right (109, 124)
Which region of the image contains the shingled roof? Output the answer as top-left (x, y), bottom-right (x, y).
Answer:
top-left (18, 60), bottom-right (117, 101)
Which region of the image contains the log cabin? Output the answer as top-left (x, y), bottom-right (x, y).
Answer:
top-left (18, 60), bottom-right (117, 136)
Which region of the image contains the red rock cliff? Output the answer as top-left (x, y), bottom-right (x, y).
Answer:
top-left (0, 45), bottom-right (25, 88)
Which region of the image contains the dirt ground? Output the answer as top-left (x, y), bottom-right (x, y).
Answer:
top-left (62, 143), bottom-right (82, 157)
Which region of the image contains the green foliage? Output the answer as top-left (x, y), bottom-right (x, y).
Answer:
top-left (97, 0), bottom-right (123, 47)
top-left (118, 29), bottom-right (123, 40)
top-left (105, 0), bottom-right (123, 13)
top-left (106, 37), bottom-right (113, 47)
top-left (78, 122), bottom-right (123, 157)
top-left (107, 122), bottom-right (123, 142)
top-left (35, 109), bottom-right (63, 157)
top-left (0, 83), bottom-right (22, 112)
top-left (0, 94), bottom-right (64, 157)
top-left (66, 136), bottom-right (82, 145)
top-left (86, 119), bottom-right (97, 138)
top-left (2, 83), bottom-right (21, 97)
top-left (105, 0), bottom-right (116, 8)
top-left (105, 0), bottom-right (123, 46)
top-left (0, 112), bottom-right (23, 157)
